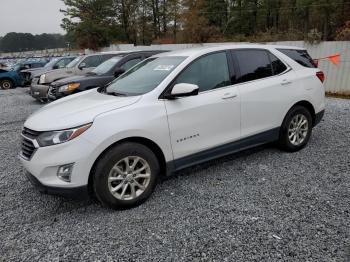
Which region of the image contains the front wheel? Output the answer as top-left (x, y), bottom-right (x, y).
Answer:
top-left (0, 79), bottom-right (14, 90)
top-left (278, 106), bottom-right (313, 152)
top-left (93, 142), bottom-right (160, 209)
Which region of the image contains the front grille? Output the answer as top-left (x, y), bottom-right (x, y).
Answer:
top-left (21, 137), bottom-right (36, 160)
top-left (21, 128), bottom-right (41, 160)
top-left (22, 127), bottom-right (41, 139)
top-left (48, 86), bottom-right (57, 98)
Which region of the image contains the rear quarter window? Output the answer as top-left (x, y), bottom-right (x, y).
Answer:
top-left (277, 49), bottom-right (316, 68)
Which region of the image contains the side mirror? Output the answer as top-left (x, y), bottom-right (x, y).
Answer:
top-left (79, 62), bottom-right (86, 70)
top-left (167, 83), bottom-right (199, 99)
top-left (114, 68), bottom-right (125, 78)
top-left (52, 65), bottom-right (59, 70)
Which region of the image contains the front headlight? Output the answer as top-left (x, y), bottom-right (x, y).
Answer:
top-left (39, 74), bottom-right (46, 84)
top-left (36, 123), bottom-right (92, 147)
top-left (59, 83), bottom-right (80, 93)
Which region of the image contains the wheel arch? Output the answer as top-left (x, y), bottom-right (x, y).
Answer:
top-left (88, 136), bottom-right (167, 194)
top-left (291, 100), bottom-right (316, 126)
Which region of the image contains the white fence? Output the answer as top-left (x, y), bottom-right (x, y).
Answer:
top-left (99, 41), bottom-right (350, 95)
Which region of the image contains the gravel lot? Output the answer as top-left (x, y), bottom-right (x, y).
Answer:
top-left (0, 88), bottom-right (349, 261)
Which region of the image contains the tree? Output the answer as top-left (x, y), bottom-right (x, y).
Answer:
top-left (0, 33), bottom-right (67, 53)
top-left (61, 0), bottom-right (118, 50)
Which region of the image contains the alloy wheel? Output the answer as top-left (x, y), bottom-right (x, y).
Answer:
top-left (288, 114), bottom-right (309, 146)
top-left (108, 156), bottom-right (151, 200)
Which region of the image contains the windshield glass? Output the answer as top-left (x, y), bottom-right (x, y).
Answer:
top-left (66, 56), bottom-right (82, 68)
top-left (92, 56), bottom-right (123, 75)
top-left (44, 58), bottom-right (59, 68)
top-left (106, 56), bottom-right (186, 96)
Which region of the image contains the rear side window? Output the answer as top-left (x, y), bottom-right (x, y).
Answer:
top-left (234, 50), bottom-right (273, 83)
top-left (277, 49), bottom-right (315, 68)
top-left (269, 53), bottom-right (287, 75)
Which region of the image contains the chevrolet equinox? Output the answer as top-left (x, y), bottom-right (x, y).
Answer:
top-left (20, 45), bottom-right (325, 209)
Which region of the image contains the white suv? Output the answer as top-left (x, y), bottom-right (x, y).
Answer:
top-left (20, 45), bottom-right (325, 209)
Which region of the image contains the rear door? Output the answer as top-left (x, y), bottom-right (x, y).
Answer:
top-left (164, 51), bottom-right (241, 161)
top-left (231, 48), bottom-right (295, 138)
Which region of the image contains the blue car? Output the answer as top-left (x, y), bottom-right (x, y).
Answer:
top-left (0, 61), bottom-right (46, 89)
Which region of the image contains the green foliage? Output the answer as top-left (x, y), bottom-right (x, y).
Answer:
top-left (0, 33), bottom-right (67, 53)
top-left (4, 0), bottom-right (349, 52)
top-left (336, 21), bottom-right (350, 40)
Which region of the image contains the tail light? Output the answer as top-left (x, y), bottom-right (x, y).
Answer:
top-left (316, 71), bottom-right (325, 83)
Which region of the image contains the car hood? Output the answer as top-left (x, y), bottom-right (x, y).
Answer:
top-left (53, 75), bottom-right (89, 86)
top-left (21, 67), bottom-right (44, 73)
top-left (21, 67), bottom-right (46, 75)
top-left (25, 89), bottom-right (141, 131)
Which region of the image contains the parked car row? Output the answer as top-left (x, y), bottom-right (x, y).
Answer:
top-left (0, 56), bottom-right (77, 90)
top-left (20, 44), bottom-right (325, 209)
top-left (29, 50), bottom-right (166, 102)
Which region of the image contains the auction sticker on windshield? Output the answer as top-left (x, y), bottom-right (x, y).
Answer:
top-left (154, 65), bottom-right (175, 71)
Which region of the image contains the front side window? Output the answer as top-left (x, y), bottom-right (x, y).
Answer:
top-left (174, 52), bottom-right (231, 92)
top-left (82, 55), bottom-right (101, 68)
top-left (234, 50), bottom-right (273, 83)
top-left (105, 56), bottom-right (186, 96)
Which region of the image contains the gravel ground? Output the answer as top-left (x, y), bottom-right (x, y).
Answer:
top-left (0, 88), bottom-right (349, 262)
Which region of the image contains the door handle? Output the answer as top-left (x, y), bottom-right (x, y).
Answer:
top-left (222, 93), bottom-right (238, 100)
top-left (281, 79), bottom-right (292, 85)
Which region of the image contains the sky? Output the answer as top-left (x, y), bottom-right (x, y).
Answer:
top-left (0, 0), bottom-right (66, 36)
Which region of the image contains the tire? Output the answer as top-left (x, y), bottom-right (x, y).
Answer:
top-left (278, 105), bottom-right (313, 152)
top-left (0, 79), bottom-right (14, 90)
top-left (93, 142), bottom-right (160, 210)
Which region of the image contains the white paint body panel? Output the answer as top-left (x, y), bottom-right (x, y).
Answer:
top-left (21, 44), bottom-right (325, 189)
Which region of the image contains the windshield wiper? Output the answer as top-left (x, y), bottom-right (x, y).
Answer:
top-left (106, 91), bottom-right (127, 97)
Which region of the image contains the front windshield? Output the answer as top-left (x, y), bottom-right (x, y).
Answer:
top-left (106, 56), bottom-right (186, 96)
top-left (92, 56), bottom-right (123, 75)
top-left (44, 58), bottom-right (59, 68)
top-left (66, 56), bottom-right (82, 68)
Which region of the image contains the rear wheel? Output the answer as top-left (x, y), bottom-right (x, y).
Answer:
top-left (93, 142), bottom-right (160, 209)
top-left (278, 106), bottom-right (312, 152)
top-left (0, 79), bottom-right (14, 90)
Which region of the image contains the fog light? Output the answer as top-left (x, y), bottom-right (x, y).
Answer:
top-left (57, 163), bottom-right (74, 182)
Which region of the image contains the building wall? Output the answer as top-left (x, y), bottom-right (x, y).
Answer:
top-left (101, 41), bottom-right (350, 95)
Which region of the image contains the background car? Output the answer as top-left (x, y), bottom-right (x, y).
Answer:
top-left (48, 50), bottom-right (166, 100)
top-left (21, 56), bottom-right (76, 86)
top-left (0, 68), bottom-right (23, 89)
top-left (30, 52), bottom-right (129, 101)
top-left (0, 61), bottom-right (47, 89)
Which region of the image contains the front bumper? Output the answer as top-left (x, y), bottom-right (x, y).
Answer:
top-left (20, 135), bottom-right (97, 198)
top-left (30, 84), bottom-right (49, 100)
top-left (314, 109), bottom-right (325, 127)
top-left (26, 171), bottom-right (89, 199)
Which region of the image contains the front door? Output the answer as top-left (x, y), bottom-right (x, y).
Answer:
top-left (164, 51), bottom-right (241, 162)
